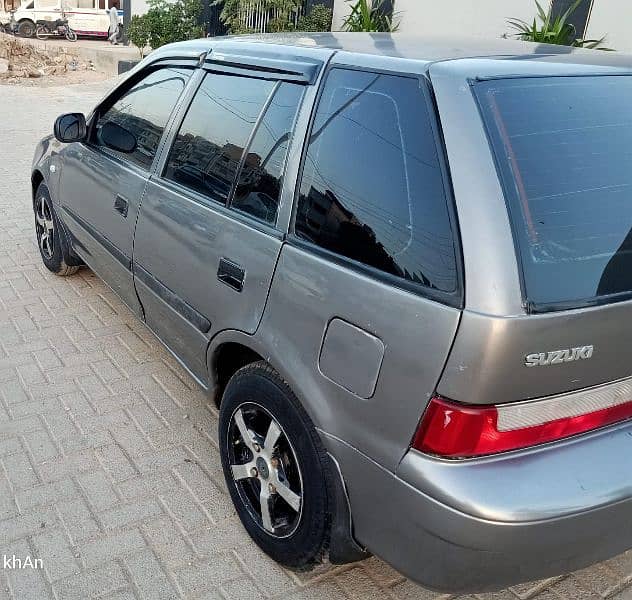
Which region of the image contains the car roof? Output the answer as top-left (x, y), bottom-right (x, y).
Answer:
top-left (155, 32), bottom-right (632, 71)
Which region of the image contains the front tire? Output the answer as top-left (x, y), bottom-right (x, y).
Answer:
top-left (219, 362), bottom-right (333, 569)
top-left (65, 28), bottom-right (77, 41)
top-left (34, 183), bottom-right (80, 276)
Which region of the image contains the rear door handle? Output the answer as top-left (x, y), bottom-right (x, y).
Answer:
top-left (114, 195), bottom-right (129, 218)
top-left (217, 258), bottom-right (245, 292)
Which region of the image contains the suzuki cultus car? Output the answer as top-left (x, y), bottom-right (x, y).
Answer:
top-left (31, 33), bottom-right (632, 592)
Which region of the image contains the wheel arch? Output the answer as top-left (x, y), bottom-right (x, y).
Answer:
top-left (31, 169), bottom-right (45, 209)
top-left (208, 337), bottom-right (266, 408)
top-left (207, 330), bottom-right (369, 565)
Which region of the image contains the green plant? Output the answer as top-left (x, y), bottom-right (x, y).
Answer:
top-left (343, 0), bottom-right (398, 33)
top-left (296, 3), bottom-right (333, 32)
top-left (508, 0), bottom-right (610, 49)
top-left (217, 0), bottom-right (301, 34)
top-left (127, 14), bottom-right (152, 57)
top-left (127, 0), bottom-right (204, 56)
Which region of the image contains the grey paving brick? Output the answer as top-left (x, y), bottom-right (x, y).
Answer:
top-left (22, 429), bottom-right (59, 463)
top-left (80, 529), bottom-right (146, 568)
top-left (15, 478), bottom-right (77, 512)
top-left (176, 557), bottom-right (243, 597)
top-left (36, 450), bottom-right (99, 482)
top-left (95, 444), bottom-right (139, 482)
top-left (99, 499), bottom-right (163, 530)
top-left (32, 528), bottom-right (79, 582)
top-left (160, 487), bottom-right (210, 532)
top-left (56, 498), bottom-right (101, 544)
top-left (0, 438), bottom-right (21, 458)
top-left (141, 516), bottom-right (196, 569)
top-left (232, 543), bottom-right (295, 598)
top-left (116, 472), bottom-right (179, 502)
top-left (124, 549), bottom-right (179, 600)
top-left (53, 561), bottom-right (128, 600)
top-left (76, 470), bottom-right (120, 512)
top-left (0, 478), bottom-right (18, 520)
top-left (4, 538), bottom-right (52, 600)
top-left (0, 507), bottom-right (57, 544)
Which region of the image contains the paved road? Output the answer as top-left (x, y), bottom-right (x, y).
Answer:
top-left (1, 80), bottom-right (631, 600)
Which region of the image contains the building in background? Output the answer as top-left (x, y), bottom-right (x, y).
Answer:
top-left (331, 0), bottom-right (632, 53)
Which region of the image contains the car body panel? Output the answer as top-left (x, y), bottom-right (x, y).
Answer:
top-left (57, 143), bottom-right (146, 316)
top-left (258, 244), bottom-right (461, 471)
top-left (324, 430), bottom-right (632, 593)
top-left (133, 176), bottom-right (285, 383)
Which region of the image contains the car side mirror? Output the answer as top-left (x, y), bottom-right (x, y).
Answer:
top-left (98, 121), bottom-right (137, 154)
top-left (53, 112), bottom-right (86, 143)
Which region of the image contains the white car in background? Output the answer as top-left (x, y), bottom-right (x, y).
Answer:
top-left (1, 0), bottom-right (118, 38)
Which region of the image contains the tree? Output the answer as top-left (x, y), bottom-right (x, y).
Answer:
top-left (296, 4), bottom-right (332, 32)
top-left (127, 0), bottom-right (204, 56)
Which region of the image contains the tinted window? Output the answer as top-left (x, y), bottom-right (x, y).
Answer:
top-left (295, 69), bottom-right (457, 293)
top-left (231, 83), bottom-right (303, 224)
top-left (94, 68), bottom-right (191, 170)
top-left (165, 73), bottom-right (276, 205)
top-left (477, 76), bottom-right (632, 309)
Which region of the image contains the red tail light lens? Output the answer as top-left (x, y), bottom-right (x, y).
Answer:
top-left (413, 395), bottom-right (632, 458)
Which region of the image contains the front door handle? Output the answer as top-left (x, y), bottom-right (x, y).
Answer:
top-left (217, 258), bottom-right (245, 292)
top-left (114, 195), bottom-right (129, 218)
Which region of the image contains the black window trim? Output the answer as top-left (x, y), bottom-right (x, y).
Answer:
top-left (203, 53), bottom-right (320, 84)
top-left (287, 63), bottom-right (464, 309)
top-left (159, 69), bottom-right (307, 231)
top-left (470, 73), bottom-right (632, 314)
top-left (84, 63), bottom-right (197, 175)
top-left (225, 79), bottom-right (281, 211)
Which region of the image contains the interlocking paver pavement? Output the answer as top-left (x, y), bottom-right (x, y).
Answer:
top-left (0, 78), bottom-right (631, 600)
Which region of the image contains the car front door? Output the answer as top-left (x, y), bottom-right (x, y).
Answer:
top-left (57, 65), bottom-right (194, 314)
top-left (132, 61), bottom-right (310, 383)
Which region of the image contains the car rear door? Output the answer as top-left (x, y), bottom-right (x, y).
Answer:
top-left (259, 60), bottom-right (464, 470)
top-left (57, 63), bottom-right (195, 314)
top-left (132, 52), bottom-right (321, 384)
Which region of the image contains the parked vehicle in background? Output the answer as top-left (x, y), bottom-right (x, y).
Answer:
top-left (1, 0), bottom-right (116, 38)
top-left (0, 9), bottom-right (18, 33)
top-left (35, 15), bottom-right (77, 39)
top-left (30, 33), bottom-right (632, 593)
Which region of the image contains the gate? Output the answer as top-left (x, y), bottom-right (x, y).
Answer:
top-left (205, 0), bottom-right (334, 36)
top-left (202, 0), bottom-right (228, 37)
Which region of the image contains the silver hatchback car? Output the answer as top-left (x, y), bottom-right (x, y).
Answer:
top-left (32, 33), bottom-right (632, 592)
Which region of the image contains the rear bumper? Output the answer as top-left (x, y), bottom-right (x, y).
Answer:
top-left (323, 421), bottom-right (632, 593)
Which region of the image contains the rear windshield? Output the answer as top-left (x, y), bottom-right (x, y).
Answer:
top-left (476, 76), bottom-right (632, 311)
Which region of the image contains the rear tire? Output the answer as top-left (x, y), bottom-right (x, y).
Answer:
top-left (34, 183), bottom-right (80, 277)
top-left (219, 361), bottom-right (333, 569)
top-left (35, 26), bottom-right (48, 40)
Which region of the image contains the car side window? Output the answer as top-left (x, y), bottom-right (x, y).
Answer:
top-left (230, 83), bottom-right (304, 224)
top-left (92, 67), bottom-right (191, 171)
top-left (295, 68), bottom-right (458, 294)
top-left (164, 73), bottom-right (276, 206)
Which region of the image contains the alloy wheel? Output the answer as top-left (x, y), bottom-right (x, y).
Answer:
top-left (227, 402), bottom-right (303, 538)
top-left (35, 194), bottom-right (55, 260)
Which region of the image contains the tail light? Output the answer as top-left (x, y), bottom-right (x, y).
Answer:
top-left (413, 392), bottom-right (632, 458)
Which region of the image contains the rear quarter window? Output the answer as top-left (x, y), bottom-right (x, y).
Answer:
top-left (476, 75), bottom-right (632, 310)
top-left (295, 68), bottom-right (459, 297)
